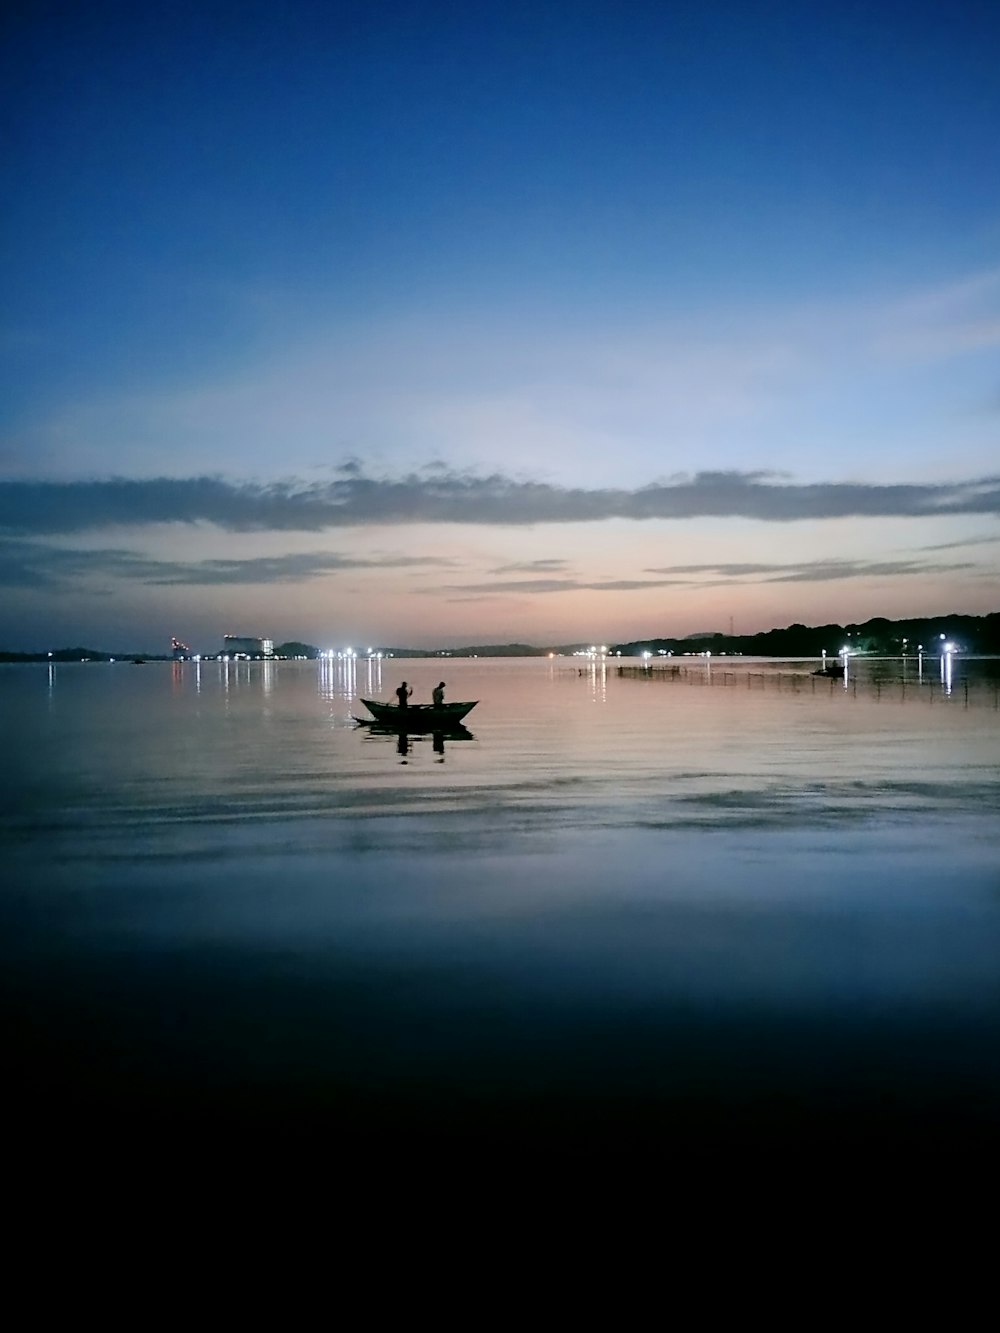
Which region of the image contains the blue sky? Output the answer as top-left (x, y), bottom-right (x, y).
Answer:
top-left (2, 0), bottom-right (998, 651)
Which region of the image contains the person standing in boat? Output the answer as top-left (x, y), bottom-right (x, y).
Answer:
top-left (395, 681), bottom-right (412, 709)
top-left (432, 681), bottom-right (446, 708)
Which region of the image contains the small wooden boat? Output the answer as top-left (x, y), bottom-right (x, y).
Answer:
top-left (358, 698), bottom-right (478, 729)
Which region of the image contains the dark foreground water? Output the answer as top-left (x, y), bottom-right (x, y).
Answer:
top-left (3, 655), bottom-right (999, 1183)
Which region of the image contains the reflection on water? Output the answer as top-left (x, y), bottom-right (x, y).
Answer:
top-left (359, 723), bottom-right (475, 765)
top-left (317, 651), bottom-right (384, 704)
top-left (583, 656), bottom-right (608, 703)
top-left (2, 656), bottom-right (999, 1163)
top-left (318, 653), bottom-right (384, 696)
top-left (13, 655), bottom-right (1000, 833)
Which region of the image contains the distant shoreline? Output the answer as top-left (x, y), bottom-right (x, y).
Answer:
top-left (2, 610), bottom-right (997, 663)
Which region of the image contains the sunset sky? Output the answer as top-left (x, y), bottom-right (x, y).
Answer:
top-left (2, 0), bottom-right (998, 652)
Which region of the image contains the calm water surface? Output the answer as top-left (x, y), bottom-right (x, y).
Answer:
top-left (3, 656), bottom-right (999, 1165)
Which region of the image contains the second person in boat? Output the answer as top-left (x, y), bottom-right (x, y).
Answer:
top-left (432, 681), bottom-right (446, 708)
top-left (395, 681), bottom-right (412, 709)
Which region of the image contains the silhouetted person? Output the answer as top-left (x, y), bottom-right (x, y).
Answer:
top-left (432, 681), bottom-right (446, 708)
top-left (395, 681), bottom-right (412, 709)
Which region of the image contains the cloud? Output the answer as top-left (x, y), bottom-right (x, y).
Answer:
top-left (141, 551), bottom-right (456, 585)
top-left (435, 555), bottom-right (980, 596)
top-left (490, 558), bottom-right (570, 573)
top-left (438, 577), bottom-right (690, 595)
top-left (643, 557), bottom-right (979, 584)
top-left (870, 266), bottom-right (1000, 363)
top-left (916, 534), bottom-right (1000, 552)
top-left (2, 468), bottom-right (1000, 535)
top-left (0, 538), bottom-right (82, 588)
top-left (0, 538), bottom-right (455, 588)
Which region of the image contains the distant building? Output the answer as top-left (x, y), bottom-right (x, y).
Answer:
top-left (171, 636), bottom-right (190, 661)
top-left (222, 635), bottom-right (274, 658)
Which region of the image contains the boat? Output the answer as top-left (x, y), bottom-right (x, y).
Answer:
top-left (358, 698), bottom-right (478, 729)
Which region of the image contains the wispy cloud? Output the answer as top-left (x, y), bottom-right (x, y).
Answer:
top-left (872, 267), bottom-right (1000, 363)
top-left (0, 537), bottom-right (455, 589)
top-left (11, 265), bottom-right (1000, 497)
top-left (436, 576), bottom-right (689, 595)
top-left (490, 558), bottom-right (570, 573)
top-left (434, 556), bottom-right (980, 597)
top-left (142, 551), bottom-right (456, 585)
top-left (5, 542), bottom-right (978, 595)
top-left (915, 533), bottom-right (1000, 552)
top-left (644, 557), bottom-right (979, 584)
top-left (2, 468), bottom-right (999, 535)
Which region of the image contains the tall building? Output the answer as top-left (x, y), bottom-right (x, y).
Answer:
top-left (222, 635), bottom-right (274, 658)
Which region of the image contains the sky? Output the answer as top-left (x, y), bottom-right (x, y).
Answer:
top-left (2, 0), bottom-right (998, 652)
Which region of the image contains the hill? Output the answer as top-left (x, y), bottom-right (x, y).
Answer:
top-left (612, 612), bottom-right (1000, 658)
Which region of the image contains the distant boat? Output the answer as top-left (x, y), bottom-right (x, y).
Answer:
top-left (132, 657), bottom-right (146, 665)
top-left (357, 698), bottom-right (477, 729)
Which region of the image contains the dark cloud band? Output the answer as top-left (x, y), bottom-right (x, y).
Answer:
top-left (1, 468), bottom-right (999, 534)
top-left (0, 539), bottom-right (454, 589)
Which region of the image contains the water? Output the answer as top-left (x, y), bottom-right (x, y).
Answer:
top-left (3, 656), bottom-right (999, 1173)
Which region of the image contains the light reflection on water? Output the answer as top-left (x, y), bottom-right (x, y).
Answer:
top-left (2, 656), bottom-right (999, 1153)
top-left (6, 653), bottom-right (999, 829)
top-left (4, 655), bottom-right (1000, 844)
